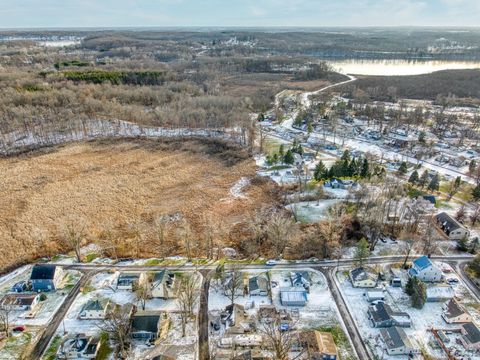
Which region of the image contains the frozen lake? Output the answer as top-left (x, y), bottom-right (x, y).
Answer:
top-left (328, 59), bottom-right (480, 76)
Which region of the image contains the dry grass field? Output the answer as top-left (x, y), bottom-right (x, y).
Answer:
top-left (0, 138), bottom-right (278, 272)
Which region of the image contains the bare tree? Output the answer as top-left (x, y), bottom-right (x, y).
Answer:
top-left (258, 316), bottom-right (304, 360)
top-left (133, 278), bottom-right (149, 311)
top-left (177, 274), bottom-right (199, 337)
top-left (0, 306), bottom-right (12, 337)
top-left (222, 265), bottom-right (244, 306)
top-left (60, 222), bottom-right (86, 263)
top-left (99, 304), bottom-right (133, 359)
top-left (266, 212), bottom-right (297, 258)
top-left (470, 204), bottom-right (480, 226)
top-left (400, 236), bottom-right (415, 269)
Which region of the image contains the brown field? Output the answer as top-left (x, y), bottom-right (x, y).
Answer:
top-left (0, 138), bottom-right (278, 272)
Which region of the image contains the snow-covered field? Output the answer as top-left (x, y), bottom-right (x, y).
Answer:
top-left (286, 199), bottom-right (342, 222)
top-left (337, 262), bottom-right (480, 359)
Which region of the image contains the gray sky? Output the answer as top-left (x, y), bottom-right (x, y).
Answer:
top-left (1, 0), bottom-right (479, 28)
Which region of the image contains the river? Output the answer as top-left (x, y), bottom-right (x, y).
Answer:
top-left (327, 59), bottom-right (480, 76)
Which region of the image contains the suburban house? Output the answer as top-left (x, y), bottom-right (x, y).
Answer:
top-left (0, 293), bottom-right (41, 311)
top-left (257, 305), bottom-right (278, 323)
top-left (380, 327), bottom-right (418, 356)
top-left (435, 212), bottom-right (470, 240)
top-left (280, 287), bottom-right (308, 307)
top-left (57, 334), bottom-right (101, 359)
top-left (302, 330), bottom-right (338, 360)
top-left (324, 178), bottom-right (357, 190)
top-left (368, 302), bottom-right (411, 328)
top-left (426, 286), bottom-right (454, 302)
top-left (224, 304), bottom-right (254, 335)
top-left (408, 256), bottom-right (443, 282)
top-left (79, 298), bottom-right (109, 320)
top-left (460, 322), bottom-right (480, 351)
top-left (139, 271), bottom-right (177, 299)
top-left (116, 272), bottom-right (140, 291)
top-left (30, 264), bottom-right (64, 292)
top-left (290, 271), bottom-right (311, 290)
top-left (248, 274), bottom-right (269, 296)
top-left (442, 299), bottom-right (472, 324)
top-left (219, 334), bottom-right (263, 349)
top-left (131, 313), bottom-right (161, 340)
top-left (349, 268), bottom-right (378, 288)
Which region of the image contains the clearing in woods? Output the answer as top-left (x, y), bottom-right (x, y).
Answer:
top-left (0, 138), bottom-right (277, 272)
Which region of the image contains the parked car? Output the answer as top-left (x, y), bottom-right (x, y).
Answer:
top-left (12, 326), bottom-right (25, 332)
top-left (266, 260), bottom-right (277, 266)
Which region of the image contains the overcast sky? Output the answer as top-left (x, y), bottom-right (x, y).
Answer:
top-left (1, 0), bottom-right (479, 28)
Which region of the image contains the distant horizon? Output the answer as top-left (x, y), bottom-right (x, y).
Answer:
top-left (1, 25), bottom-right (480, 32)
top-left (1, 0), bottom-right (480, 28)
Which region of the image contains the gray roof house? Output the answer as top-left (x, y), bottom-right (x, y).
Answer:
top-left (290, 272), bottom-right (311, 290)
top-left (368, 302), bottom-right (411, 328)
top-left (460, 322), bottom-right (480, 351)
top-left (435, 212), bottom-right (470, 240)
top-left (280, 287), bottom-right (307, 307)
top-left (57, 334), bottom-right (101, 359)
top-left (248, 274), bottom-right (269, 296)
top-left (349, 268), bottom-right (378, 288)
top-left (79, 298), bottom-right (109, 320)
top-left (131, 313), bottom-right (161, 340)
top-left (380, 327), bottom-right (418, 356)
top-left (116, 272), bottom-right (140, 291)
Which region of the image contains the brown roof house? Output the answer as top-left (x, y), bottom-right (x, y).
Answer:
top-left (442, 299), bottom-right (472, 324)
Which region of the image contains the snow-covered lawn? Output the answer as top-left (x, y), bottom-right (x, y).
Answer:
top-left (286, 199), bottom-right (342, 223)
top-left (337, 262), bottom-right (480, 359)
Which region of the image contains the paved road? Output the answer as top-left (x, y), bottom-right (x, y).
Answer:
top-left (322, 268), bottom-right (371, 360)
top-left (455, 262), bottom-right (480, 301)
top-left (56, 254), bottom-right (473, 273)
top-left (27, 272), bottom-right (91, 360)
top-left (198, 270), bottom-right (212, 360)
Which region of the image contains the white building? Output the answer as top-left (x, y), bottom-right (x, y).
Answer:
top-left (408, 256), bottom-right (443, 282)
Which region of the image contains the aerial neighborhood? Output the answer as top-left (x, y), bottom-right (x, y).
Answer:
top-left (1, 20), bottom-right (480, 360)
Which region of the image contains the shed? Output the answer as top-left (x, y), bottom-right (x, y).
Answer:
top-left (366, 290), bottom-right (385, 302)
top-left (132, 314), bottom-right (161, 340)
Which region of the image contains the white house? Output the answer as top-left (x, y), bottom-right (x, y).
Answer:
top-left (349, 268), bottom-right (378, 288)
top-left (381, 327), bottom-right (418, 356)
top-left (0, 293), bottom-right (41, 311)
top-left (116, 272), bottom-right (140, 291)
top-left (408, 256), bottom-right (443, 282)
top-left (435, 212), bottom-right (470, 240)
top-left (442, 299), bottom-right (472, 324)
top-left (79, 299), bottom-right (109, 320)
top-left (139, 271), bottom-right (177, 299)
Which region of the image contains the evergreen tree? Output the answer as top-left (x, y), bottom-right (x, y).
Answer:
top-left (427, 173), bottom-right (440, 192)
top-left (341, 150), bottom-right (351, 162)
top-left (411, 278), bottom-right (427, 309)
top-left (405, 277), bottom-right (415, 296)
top-left (472, 185), bottom-right (480, 201)
top-left (283, 150), bottom-right (294, 165)
top-left (348, 158), bottom-right (357, 177)
top-left (314, 160), bottom-right (328, 181)
top-left (398, 161), bottom-right (408, 175)
top-left (354, 238), bottom-right (370, 267)
top-left (408, 170), bottom-right (419, 184)
top-left (419, 170), bottom-right (429, 188)
top-left (279, 144), bottom-right (285, 157)
top-left (469, 160), bottom-right (477, 175)
top-left (257, 113), bottom-right (265, 122)
top-left (307, 121), bottom-right (313, 135)
top-left (360, 158), bottom-right (370, 178)
top-left (418, 131), bottom-right (426, 144)
top-left (456, 236), bottom-right (469, 252)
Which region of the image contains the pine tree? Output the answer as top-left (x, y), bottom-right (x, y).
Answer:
top-left (354, 238), bottom-right (370, 267)
top-left (469, 160), bottom-right (477, 175)
top-left (348, 158), bottom-right (357, 177)
top-left (360, 158), bottom-right (370, 179)
top-left (341, 150), bottom-right (351, 162)
top-left (279, 144), bottom-right (285, 157)
top-left (405, 277), bottom-right (414, 296)
top-left (283, 150), bottom-right (294, 165)
top-left (408, 170), bottom-right (419, 184)
top-left (307, 121), bottom-right (313, 135)
top-left (419, 170), bottom-right (429, 188)
top-left (418, 131), bottom-right (426, 144)
top-left (427, 173), bottom-right (440, 192)
top-left (472, 185), bottom-right (480, 201)
top-left (314, 160), bottom-right (328, 181)
top-left (398, 161), bottom-right (408, 175)
top-left (411, 279), bottom-right (427, 309)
